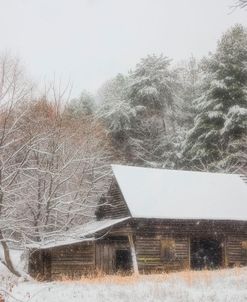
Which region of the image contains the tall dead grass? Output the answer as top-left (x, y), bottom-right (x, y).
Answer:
top-left (51, 267), bottom-right (244, 286)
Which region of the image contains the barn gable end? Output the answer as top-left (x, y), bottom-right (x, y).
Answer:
top-left (95, 180), bottom-right (131, 220)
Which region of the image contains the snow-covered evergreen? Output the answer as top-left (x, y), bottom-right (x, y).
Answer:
top-left (175, 56), bottom-right (202, 129)
top-left (183, 24), bottom-right (247, 172)
top-left (97, 57), bottom-right (181, 166)
top-left (128, 54), bottom-right (179, 133)
top-left (67, 90), bottom-right (96, 117)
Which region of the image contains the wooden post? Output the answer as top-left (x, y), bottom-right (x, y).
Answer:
top-left (128, 234), bottom-right (139, 275)
top-left (223, 237), bottom-right (228, 268)
top-left (188, 237), bottom-right (191, 269)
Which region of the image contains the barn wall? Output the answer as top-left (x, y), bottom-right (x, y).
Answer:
top-left (29, 250), bottom-right (46, 279)
top-left (95, 237), bottom-right (131, 274)
top-left (96, 181), bottom-right (131, 220)
top-left (29, 241), bottom-right (96, 280)
top-left (131, 219), bottom-right (247, 273)
top-left (29, 219), bottom-right (247, 279)
top-left (49, 242), bottom-right (95, 279)
top-left (226, 236), bottom-right (247, 267)
top-left (135, 235), bottom-right (189, 273)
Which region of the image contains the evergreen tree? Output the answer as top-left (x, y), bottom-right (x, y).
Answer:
top-left (68, 90), bottom-right (95, 117)
top-left (98, 56), bottom-right (180, 166)
top-left (97, 74), bottom-right (135, 160)
top-left (183, 24), bottom-right (247, 171)
top-left (126, 54), bottom-right (180, 166)
top-left (175, 56), bottom-right (202, 129)
top-left (97, 74), bottom-right (132, 142)
top-left (128, 54), bottom-right (179, 134)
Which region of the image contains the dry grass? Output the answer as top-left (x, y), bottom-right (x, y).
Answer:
top-left (53, 267), bottom-right (244, 286)
top-left (10, 267), bottom-right (247, 302)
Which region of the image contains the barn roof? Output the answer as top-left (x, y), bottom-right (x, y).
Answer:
top-left (29, 217), bottom-right (130, 249)
top-left (112, 165), bottom-right (247, 221)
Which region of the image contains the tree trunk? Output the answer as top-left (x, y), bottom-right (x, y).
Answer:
top-left (0, 230), bottom-right (21, 277)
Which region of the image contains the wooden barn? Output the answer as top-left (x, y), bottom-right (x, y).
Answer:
top-left (28, 165), bottom-right (247, 280)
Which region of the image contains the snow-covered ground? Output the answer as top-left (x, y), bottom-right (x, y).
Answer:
top-left (0, 248), bottom-right (25, 290)
top-left (1, 249), bottom-right (247, 301)
top-left (3, 268), bottom-right (247, 302)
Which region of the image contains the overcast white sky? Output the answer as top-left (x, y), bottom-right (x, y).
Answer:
top-left (1, 0), bottom-right (247, 97)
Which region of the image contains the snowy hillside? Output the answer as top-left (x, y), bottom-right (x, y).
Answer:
top-left (7, 268), bottom-right (247, 302)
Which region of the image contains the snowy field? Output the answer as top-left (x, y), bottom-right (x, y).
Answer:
top-left (1, 268), bottom-right (247, 302)
top-left (1, 249), bottom-right (247, 302)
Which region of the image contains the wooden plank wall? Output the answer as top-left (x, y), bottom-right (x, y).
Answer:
top-left (135, 235), bottom-right (189, 273)
top-left (28, 250), bottom-right (44, 278)
top-left (29, 219), bottom-right (247, 279)
top-left (96, 181), bottom-right (131, 220)
top-left (95, 242), bottom-right (115, 274)
top-left (227, 236), bottom-right (247, 267)
top-left (131, 219), bottom-right (247, 273)
top-left (49, 242), bottom-right (95, 279)
top-left (95, 238), bottom-right (130, 274)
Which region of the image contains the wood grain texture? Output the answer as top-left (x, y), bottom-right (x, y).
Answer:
top-left (96, 181), bottom-right (131, 220)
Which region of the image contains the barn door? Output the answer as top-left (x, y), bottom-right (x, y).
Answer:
top-left (115, 249), bottom-right (132, 272)
top-left (190, 238), bottom-right (222, 269)
top-left (95, 242), bottom-right (115, 274)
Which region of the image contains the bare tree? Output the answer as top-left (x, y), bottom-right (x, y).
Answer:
top-left (0, 58), bottom-right (112, 277)
top-left (17, 96), bottom-right (112, 243)
top-left (0, 53), bottom-right (33, 276)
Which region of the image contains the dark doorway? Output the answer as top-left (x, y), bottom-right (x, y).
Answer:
top-left (115, 249), bottom-right (132, 272)
top-left (191, 238), bottom-right (222, 270)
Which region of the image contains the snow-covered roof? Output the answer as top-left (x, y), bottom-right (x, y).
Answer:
top-left (112, 165), bottom-right (247, 221)
top-left (29, 217), bottom-right (130, 249)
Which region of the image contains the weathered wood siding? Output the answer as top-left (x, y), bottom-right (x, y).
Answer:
top-left (135, 235), bottom-right (189, 273)
top-left (29, 218), bottom-right (247, 279)
top-left (96, 181), bottom-right (131, 220)
top-left (29, 250), bottom-right (46, 279)
top-left (131, 219), bottom-right (247, 273)
top-left (132, 220), bottom-right (190, 273)
top-left (95, 237), bottom-right (130, 274)
top-left (29, 242), bottom-right (96, 280)
top-left (50, 242), bottom-right (95, 279)
top-left (226, 236), bottom-right (247, 267)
